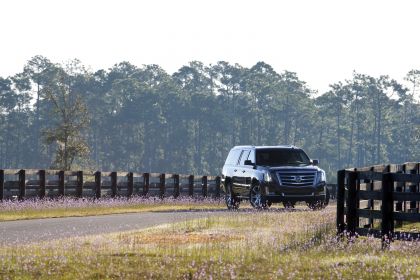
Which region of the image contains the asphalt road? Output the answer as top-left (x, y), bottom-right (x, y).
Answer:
top-left (0, 211), bottom-right (224, 245)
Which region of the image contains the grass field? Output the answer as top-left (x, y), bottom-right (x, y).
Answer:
top-left (1, 205), bottom-right (419, 279)
top-left (0, 197), bottom-right (227, 221)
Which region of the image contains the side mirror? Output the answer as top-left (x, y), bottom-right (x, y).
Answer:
top-left (312, 159), bottom-right (319, 166)
top-left (244, 160), bottom-right (254, 166)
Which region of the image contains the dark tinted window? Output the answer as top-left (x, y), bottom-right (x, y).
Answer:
top-left (225, 149), bottom-right (242, 165)
top-left (256, 149), bottom-right (310, 166)
top-left (239, 150), bottom-right (251, 165)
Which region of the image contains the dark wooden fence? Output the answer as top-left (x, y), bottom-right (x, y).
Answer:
top-left (337, 162), bottom-right (420, 240)
top-left (0, 169), bottom-right (222, 200)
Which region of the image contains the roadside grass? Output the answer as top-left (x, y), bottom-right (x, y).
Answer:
top-left (0, 197), bottom-right (310, 222)
top-left (0, 205), bottom-right (419, 279)
top-left (0, 197), bottom-right (227, 221)
top-left (399, 222), bottom-right (420, 232)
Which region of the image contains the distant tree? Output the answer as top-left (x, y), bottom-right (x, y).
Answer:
top-left (405, 69), bottom-right (420, 100)
top-left (42, 66), bottom-right (90, 170)
top-left (2, 56), bottom-right (420, 179)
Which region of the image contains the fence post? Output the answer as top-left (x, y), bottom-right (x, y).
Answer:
top-left (173, 174), bottom-right (180, 198)
top-left (159, 173), bottom-right (165, 198)
top-left (395, 165), bottom-right (404, 228)
top-left (127, 172), bottom-right (134, 198)
top-left (188, 175), bottom-right (194, 197)
top-left (39, 170), bottom-right (46, 199)
top-left (110, 172), bottom-right (117, 198)
top-left (95, 171), bottom-right (101, 199)
top-left (0, 170), bottom-right (4, 201)
top-left (409, 164), bottom-right (419, 213)
top-left (336, 170), bottom-right (346, 234)
top-left (18, 169), bottom-right (26, 201)
top-left (76, 171), bottom-right (83, 198)
top-left (202, 176), bottom-right (208, 197)
top-left (365, 166), bottom-right (374, 228)
top-left (215, 176), bottom-right (221, 198)
top-left (58, 171), bottom-right (65, 197)
top-left (143, 173), bottom-right (149, 196)
top-left (346, 171), bottom-right (358, 235)
top-left (381, 172), bottom-right (394, 240)
top-left (417, 163), bottom-right (420, 213)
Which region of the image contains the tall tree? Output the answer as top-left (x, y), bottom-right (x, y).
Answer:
top-left (42, 66), bottom-right (90, 170)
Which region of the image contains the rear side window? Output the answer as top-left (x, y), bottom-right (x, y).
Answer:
top-left (225, 149), bottom-right (242, 165)
top-left (247, 149), bottom-right (255, 164)
top-left (239, 150), bottom-right (251, 166)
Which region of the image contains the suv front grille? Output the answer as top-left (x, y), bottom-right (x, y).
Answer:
top-left (276, 171), bottom-right (316, 187)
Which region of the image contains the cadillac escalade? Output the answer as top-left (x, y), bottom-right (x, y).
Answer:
top-left (221, 145), bottom-right (329, 210)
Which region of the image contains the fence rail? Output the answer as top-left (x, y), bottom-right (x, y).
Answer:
top-left (337, 162), bottom-right (420, 241)
top-left (0, 169), bottom-right (222, 200)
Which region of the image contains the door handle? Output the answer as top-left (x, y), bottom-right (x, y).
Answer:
top-left (242, 170), bottom-right (246, 173)
top-left (234, 169), bottom-right (237, 172)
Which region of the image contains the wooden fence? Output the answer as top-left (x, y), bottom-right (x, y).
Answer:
top-left (0, 169), bottom-right (222, 200)
top-left (337, 162), bottom-right (420, 240)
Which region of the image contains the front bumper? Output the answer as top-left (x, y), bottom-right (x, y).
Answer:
top-left (263, 182), bottom-right (327, 202)
top-left (264, 194), bottom-right (326, 203)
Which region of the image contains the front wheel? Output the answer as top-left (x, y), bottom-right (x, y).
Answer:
top-left (283, 201), bottom-right (296, 209)
top-left (249, 183), bottom-right (268, 209)
top-left (307, 188), bottom-right (330, 210)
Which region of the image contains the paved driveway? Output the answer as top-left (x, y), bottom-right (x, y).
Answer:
top-left (0, 211), bottom-right (224, 245)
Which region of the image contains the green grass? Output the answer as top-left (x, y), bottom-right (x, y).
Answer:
top-left (1, 205), bottom-right (419, 279)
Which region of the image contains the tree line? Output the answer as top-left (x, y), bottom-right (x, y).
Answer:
top-left (0, 56), bottom-right (419, 181)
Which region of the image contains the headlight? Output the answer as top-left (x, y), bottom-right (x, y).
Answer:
top-left (263, 171), bottom-right (272, 182)
top-left (316, 170), bottom-right (326, 183)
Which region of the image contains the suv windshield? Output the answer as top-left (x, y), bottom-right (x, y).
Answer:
top-left (256, 148), bottom-right (311, 166)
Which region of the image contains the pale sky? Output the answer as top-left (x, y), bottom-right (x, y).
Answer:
top-left (1, 0), bottom-right (420, 94)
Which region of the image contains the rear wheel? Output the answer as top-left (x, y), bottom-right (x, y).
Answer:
top-left (225, 182), bottom-right (240, 210)
top-left (250, 183), bottom-right (268, 209)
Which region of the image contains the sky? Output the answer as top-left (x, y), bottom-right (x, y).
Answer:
top-left (1, 0), bottom-right (420, 94)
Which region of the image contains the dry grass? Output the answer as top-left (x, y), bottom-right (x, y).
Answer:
top-left (0, 197), bottom-right (226, 221)
top-left (122, 232), bottom-right (244, 245)
top-left (1, 204), bottom-right (419, 279)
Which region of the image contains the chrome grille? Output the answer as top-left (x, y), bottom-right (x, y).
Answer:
top-left (277, 171), bottom-right (316, 187)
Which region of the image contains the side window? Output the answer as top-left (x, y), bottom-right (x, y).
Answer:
top-left (247, 149), bottom-right (255, 164)
top-left (239, 150), bottom-right (251, 166)
top-left (225, 149), bottom-right (242, 165)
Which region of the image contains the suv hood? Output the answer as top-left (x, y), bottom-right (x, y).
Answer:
top-left (267, 165), bottom-right (323, 172)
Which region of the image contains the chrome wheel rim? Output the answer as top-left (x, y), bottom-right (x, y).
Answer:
top-left (250, 185), bottom-right (262, 207)
top-left (225, 194), bottom-right (233, 207)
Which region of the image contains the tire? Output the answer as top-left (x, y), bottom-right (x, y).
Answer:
top-left (225, 182), bottom-right (240, 210)
top-left (307, 188), bottom-right (330, 210)
top-left (307, 201), bottom-right (323, 210)
top-left (249, 183), bottom-right (268, 209)
top-left (325, 187), bottom-right (330, 205)
top-left (283, 201), bottom-right (296, 209)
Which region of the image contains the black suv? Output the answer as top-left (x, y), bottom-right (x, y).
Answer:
top-left (221, 145), bottom-right (329, 210)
